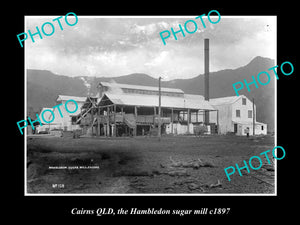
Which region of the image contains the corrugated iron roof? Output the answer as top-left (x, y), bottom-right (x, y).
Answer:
top-left (99, 82), bottom-right (184, 94)
top-left (102, 93), bottom-right (215, 110)
top-left (209, 95), bottom-right (246, 105)
top-left (184, 94), bottom-right (205, 100)
top-left (57, 95), bottom-right (87, 102)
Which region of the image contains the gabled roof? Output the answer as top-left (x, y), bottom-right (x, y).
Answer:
top-left (209, 95), bottom-right (247, 105)
top-left (184, 94), bottom-right (204, 100)
top-left (57, 95), bottom-right (87, 103)
top-left (100, 93), bottom-right (215, 110)
top-left (99, 82), bottom-right (184, 94)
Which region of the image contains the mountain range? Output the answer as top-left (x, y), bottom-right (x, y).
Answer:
top-left (27, 56), bottom-right (275, 132)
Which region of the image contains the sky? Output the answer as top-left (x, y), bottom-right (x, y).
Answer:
top-left (25, 15), bottom-right (276, 80)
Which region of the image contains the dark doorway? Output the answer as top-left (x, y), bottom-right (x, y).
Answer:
top-left (234, 123), bottom-right (238, 133)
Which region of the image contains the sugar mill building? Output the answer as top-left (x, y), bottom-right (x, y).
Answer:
top-left (75, 82), bottom-right (217, 137)
top-left (35, 84), bottom-right (268, 136)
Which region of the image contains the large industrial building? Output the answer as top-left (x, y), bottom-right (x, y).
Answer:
top-left (35, 83), bottom-right (267, 136)
top-left (76, 82), bottom-right (217, 137)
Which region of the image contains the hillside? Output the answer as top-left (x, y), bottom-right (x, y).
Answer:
top-left (27, 56), bottom-right (275, 131)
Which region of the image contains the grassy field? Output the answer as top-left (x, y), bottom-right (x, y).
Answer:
top-left (26, 134), bottom-right (275, 194)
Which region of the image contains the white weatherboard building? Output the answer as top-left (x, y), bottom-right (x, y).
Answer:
top-left (36, 95), bottom-right (86, 133)
top-left (209, 95), bottom-right (267, 135)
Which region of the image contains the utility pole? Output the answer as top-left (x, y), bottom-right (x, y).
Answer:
top-left (158, 77), bottom-right (162, 139)
top-left (204, 38), bottom-right (210, 125)
top-left (253, 98), bottom-right (255, 136)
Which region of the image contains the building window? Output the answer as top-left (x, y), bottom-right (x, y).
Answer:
top-left (242, 98), bottom-right (246, 105)
top-left (248, 110), bottom-right (252, 118)
top-left (261, 125), bottom-right (264, 130)
top-left (236, 110), bottom-right (240, 117)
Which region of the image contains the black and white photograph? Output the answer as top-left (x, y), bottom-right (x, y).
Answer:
top-left (12, 2), bottom-right (300, 220)
top-left (23, 15), bottom-right (278, 195)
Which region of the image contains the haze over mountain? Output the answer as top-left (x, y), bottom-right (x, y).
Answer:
top-left (27, 56), bottom-right (275, 132)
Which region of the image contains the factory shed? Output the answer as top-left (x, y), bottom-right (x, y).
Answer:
top-left (76, 82), bottom-right (217, 137)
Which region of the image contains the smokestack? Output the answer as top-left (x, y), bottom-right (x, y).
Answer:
top-left (204, 38), bottom-right (209, 101)
top-left (204, 39), bottom-right (210, 125)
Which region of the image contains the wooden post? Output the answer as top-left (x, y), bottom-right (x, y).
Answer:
top-left (113, 104), bottom-right (117, 137)
top-left (153, 106), bottom-right (156, 124)
top-left (107, 106), bottom-right (110, 137)
top-left (121, 106), bottom-right (124, 136)
top-left (216, 110), bottom-right (219, 134)
top-left (204, 39), bottom-right (210, 125)
top-left (171, 108), bottom-right (174, 134)
top-left (187, 109), bottom-right (190, 134)
top-left (97, 107), bottom-right (100, 136)
top-left (91, 109), bottom-right (94, 135)
top-left (134, 106), bottom-right (137, 136)
top-left (103, 108), bottom-right (106, 137)
top-left (158, 77), bottom-right (162, 138)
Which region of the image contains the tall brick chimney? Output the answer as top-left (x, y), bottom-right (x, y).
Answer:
top-left (204, 38), bottom-right (210, 125)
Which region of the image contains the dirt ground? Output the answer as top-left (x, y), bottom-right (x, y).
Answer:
top-left (26, 134), bottom-right (275, 194)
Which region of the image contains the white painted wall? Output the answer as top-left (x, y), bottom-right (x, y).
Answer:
top-left (231, 97), bottom-right (256, 124)
top-left (209, 104), bottom-right (232, 134)
top-left (209, 96), bottom-right (267, 135)
top-left (37, 99), bottom-right (85, 132)
top-left (166, 123), bottom-right (194, 134)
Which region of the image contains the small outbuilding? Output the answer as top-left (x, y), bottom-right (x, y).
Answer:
top-left (36, 95), bottom-right (86, 133)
